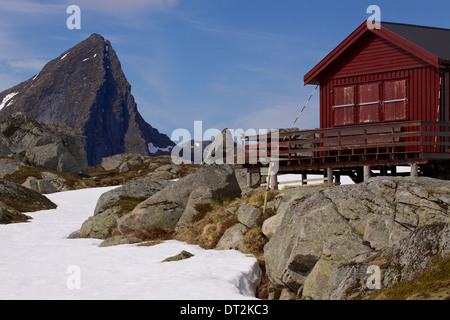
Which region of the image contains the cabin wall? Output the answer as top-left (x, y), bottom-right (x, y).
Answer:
top-left (320, 66), bottom-right (441, 129)
top-left (444, 69), bottom-right (450, 122)
top-left (325, 33), bottom-right (427, 79)
top-left (318, 32), bottom-right (441, 129)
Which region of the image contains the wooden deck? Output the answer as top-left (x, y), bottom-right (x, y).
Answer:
top-left (242, 121), bottom-right (450, 183)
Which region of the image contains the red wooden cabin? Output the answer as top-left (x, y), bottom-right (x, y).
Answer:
top-left (304, 21), bottom-right (450, 130)
top-left (243, 21), bottom-right (450, 184)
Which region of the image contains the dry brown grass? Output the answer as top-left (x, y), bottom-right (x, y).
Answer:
top-left (3, 155), bottom-right (201, 190)
top-left (364, 255), bottom-right (450, 300)
top-left (173, 188), bottom-right (276, 300)
top-left (130, 227), bottom-right (175, 242)
top-left (175, 204), bottom-right (239, 249)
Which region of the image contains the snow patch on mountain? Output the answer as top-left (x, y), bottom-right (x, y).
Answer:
top-left (148, 142), bottom-right (173, 154)
top-left (0, 92), bottom-right (19, 110)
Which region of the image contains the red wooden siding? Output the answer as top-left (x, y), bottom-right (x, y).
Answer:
top-left (320, 67), bottom-right (440, 129)
top-left (358, 82), bottom-right (381, 123)
top-left (325, 33), bottom-right (428, 79)
top-left (311, 25), bottom-right (443, 156)
top-left (333, 85), bottom-right (355, 126)
top-left (383, 79), bottom-right (407, 121)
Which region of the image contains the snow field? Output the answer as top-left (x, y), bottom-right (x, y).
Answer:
top-left (0, 186), bottom-right (261, 300)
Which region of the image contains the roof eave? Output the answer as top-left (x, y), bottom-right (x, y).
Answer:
top-left (304, 21), bottom-right (441, 86)
top-left (304, 21), bottom-right (368, 86)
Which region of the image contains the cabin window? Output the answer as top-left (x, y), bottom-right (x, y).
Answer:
top-left (333, 85), bottom-right (355, 126)
top-left (383, 79), bottom-right (408, 121)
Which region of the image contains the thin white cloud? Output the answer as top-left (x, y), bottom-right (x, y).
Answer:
top-left (74, 0), bottom-right (179, 14)
top-left (7, 59), bottom-right (46, 72)
top-left (0, 0), bottom-right (63, 15)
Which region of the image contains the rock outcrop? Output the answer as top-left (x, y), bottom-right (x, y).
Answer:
top-left (203, 129), bottom-right (238, 165)
top-left (317, 223), bottom-right (450, 300)
top-left (100, 153), bottom-right (149, 171)
top-left (117, 164), bottom-right (241, 235)
top-left (22, 176), bottom-right (56, 194)
top-left (0, 178), bottom-right (57, 224)
top-left (0, 112), bottom-right (88, 177)
top-left (0, 33), bottom-right (174, 166)
top-left (80, 177), bottom-right (172, 239)
top-left (264, 177), bottom-right (450, 300)
top-left (0, 158), bottom-right (20, 178)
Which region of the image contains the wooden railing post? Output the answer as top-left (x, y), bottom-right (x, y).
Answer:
top-left (420, 123), bottom-right (424, 155)
top-left (242, 121), bottom-right (450, 180)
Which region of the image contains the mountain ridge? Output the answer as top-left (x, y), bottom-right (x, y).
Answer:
top-left (0, 33), bottom-right (174, 166)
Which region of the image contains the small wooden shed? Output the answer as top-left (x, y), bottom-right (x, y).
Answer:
top-left (243, 21), bottom-right (450, 184)
top-left (304, 21), bottom-right (450, 129)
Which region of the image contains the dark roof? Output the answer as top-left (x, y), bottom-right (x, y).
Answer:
top-left (382, 22), bottom-right (450, 62)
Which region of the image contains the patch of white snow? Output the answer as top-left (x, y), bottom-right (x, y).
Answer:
top-left (148, 142), bottom-right (173, 154)
top-left (0, 186), bottom-right (262, 300)
top-left (0, 92), bottom-right (19, 110)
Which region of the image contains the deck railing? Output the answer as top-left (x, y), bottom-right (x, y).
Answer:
top-left (242, 121), bottom-right (450, 171)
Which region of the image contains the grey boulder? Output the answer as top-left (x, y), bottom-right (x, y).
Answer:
top-left (80, 177), bottom-right (171, 239)
top-left (117, 164), bottom-right (241, 235)
top-left (0, 112), bottom-right (88, 177)
top-left (264, 177), bottom-right (450, 299)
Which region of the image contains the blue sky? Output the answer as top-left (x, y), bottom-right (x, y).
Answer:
top-left (1, 0), bottom-right (450, 139)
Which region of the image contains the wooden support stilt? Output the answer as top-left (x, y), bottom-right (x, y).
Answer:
top-left (327, 168), bottom-right (333, 186)
top-left (364, 166), bottom-right (371, 182)
top-left (411, 163), bottom-right (419, 177)
top-left (335, 172), bottom-right (341, 185)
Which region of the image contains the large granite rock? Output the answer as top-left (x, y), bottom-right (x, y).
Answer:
top-left (80, 177), bottom-right (172, 239)
top-left (264, 177), bottom-right (450, 300)
top-left (0, 113), bottom-right (88, 177)
top-left (0, 158), bottom-right (20, 178)
top-left (203, 128), bottom-right (238, 165)
top-left (117, 164), bottom-right (242, 235)
top-left (301, 223), bottom-right (450, 300)
top-left (0, 178), bottom-right (57, 224)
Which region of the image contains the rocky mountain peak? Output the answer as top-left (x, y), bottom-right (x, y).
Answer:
top-left (0, 34), bottom-right (174, 166)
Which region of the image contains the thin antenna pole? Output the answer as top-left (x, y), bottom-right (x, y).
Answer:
top-left (262, 85), bottom-right (319, 215)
